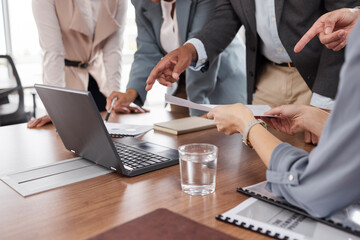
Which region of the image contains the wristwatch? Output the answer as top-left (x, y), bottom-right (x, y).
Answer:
top-left (242, 119), bottom-right (267, 148)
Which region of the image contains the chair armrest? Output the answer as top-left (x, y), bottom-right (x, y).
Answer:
top-left (0, 87), bottom-right (18, 97)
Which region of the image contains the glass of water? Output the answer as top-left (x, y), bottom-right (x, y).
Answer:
top-left (178, 143), bottom-right (218, 196)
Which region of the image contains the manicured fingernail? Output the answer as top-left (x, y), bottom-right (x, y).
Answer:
top-left (325, 27), bottom-right (331, 34)
top-left (172, 73), bottom-right (179, 79)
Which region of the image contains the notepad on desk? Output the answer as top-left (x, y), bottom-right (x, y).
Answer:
top-left (154, 117), bottom-right (215, 135)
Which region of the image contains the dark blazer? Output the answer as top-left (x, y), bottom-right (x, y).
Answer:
top-left (128, 0), bottom-right (247, 116)
top-left (196, 0), bottom-right (360, 103)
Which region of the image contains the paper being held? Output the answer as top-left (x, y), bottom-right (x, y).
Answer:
top-left (165, 94), bottom-right (276, 117)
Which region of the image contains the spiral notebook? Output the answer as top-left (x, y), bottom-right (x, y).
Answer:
top-left (217, 181), bottom-right (360, 239)
top-left (216, 197), bottom-right (360, 240)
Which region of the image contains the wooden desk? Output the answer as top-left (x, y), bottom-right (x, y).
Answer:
top-left (0, 108), bottom-right (313, 240)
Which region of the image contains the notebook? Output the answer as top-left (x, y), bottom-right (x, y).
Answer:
top-left (217, 197), bottom-right (360, 240)
top-left (88, 208), bottom-right (239, 240)
top-left (153, 116), bottom-right (215, 135)
top-left (35, 84), bottom-right (179, 177)
top-left (235, 181), bottom-right (360, 237)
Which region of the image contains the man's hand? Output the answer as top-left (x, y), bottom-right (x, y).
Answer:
top-left (146, 43), bottom-right (197, 91)
top-left (106, 89), bottom-right (148, 114)
top-left (27, 115), bottom-right (52, 128)
top-left (294, 8), bottom-right (360, 52)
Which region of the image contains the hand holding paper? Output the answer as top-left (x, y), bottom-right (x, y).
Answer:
top-left (165, 94), bottom-right (274, 117)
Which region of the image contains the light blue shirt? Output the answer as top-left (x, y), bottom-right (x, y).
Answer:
top-left (266, 19), bottom-right (360, 217)
top-left (254, 0), bottom-right (291, 64)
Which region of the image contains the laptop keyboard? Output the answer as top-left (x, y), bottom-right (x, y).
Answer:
top-left (113, 141), bottom-right (172, 171)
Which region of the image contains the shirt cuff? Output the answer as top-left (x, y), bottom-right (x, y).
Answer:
top-left (266, 143), bottom-right (308, 193)
top-left (185, 38), bottom-right (208, 71)
top-left (310, 93), bottom-right (335, 110)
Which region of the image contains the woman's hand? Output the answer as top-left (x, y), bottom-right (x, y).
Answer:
top-left (27, 115), bottom-right (52, 128)
top-left (106, 89), bottom-right (148, 114)
top-left (207, 103), bottom-right (255, 135)
top-left (262, 105), bottom-right (329, 141)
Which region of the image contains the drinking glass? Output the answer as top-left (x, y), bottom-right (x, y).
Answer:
top-left (178, 143), bottom-right (218, 196)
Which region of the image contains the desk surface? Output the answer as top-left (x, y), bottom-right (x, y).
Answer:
top-left (0, 108), bottom-right (313, 240)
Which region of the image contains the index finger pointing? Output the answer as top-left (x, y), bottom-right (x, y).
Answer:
top-left (146, 56), bottom-right (175, 91)
top-left (294, 21), bottom-right (324, 53)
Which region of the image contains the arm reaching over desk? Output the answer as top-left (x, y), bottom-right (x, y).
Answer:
top-left (294, 8), bottom-right (360, 53)
top-left (145, 44), bottom-right (197, 91)
top-left (207, 103), bottom-right (282, 167)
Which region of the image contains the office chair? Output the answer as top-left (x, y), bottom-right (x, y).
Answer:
top-left (0, 55), bottom-right (31, 126)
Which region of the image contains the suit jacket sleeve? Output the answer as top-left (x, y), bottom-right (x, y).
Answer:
top-left (195, 0), bottom-right (241, 65)
top-left (185, 0), bottom-right (247, 116)
top-left (126, 1), bottom-right (164, 106)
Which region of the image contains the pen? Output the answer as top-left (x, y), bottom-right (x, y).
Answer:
top-left (105, 97), bottom-right (117, 122)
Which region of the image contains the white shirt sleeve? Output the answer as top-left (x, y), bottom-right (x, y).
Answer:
top-left (310, 93), bottom-right (335, 110)
top-left (185, 38), bottom-right (208, 71)
top-left (32, 0), bottom-right (65, 87)
top-left (101, 0), bottom-right (128, 93)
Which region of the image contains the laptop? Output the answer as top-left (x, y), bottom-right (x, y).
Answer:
top-left (35, 84), bottom-right (179, 177)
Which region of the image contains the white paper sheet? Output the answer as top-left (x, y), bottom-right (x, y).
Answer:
top-left (104, 122), bottom-right (153, 136)
top-left (220, 198), bottom-right (360, 240)
top-left (165, 94), bottom-right (275, 117)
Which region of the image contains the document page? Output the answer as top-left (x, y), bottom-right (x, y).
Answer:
top-left (165, 94), bottom-right (275, 117)
top-left (220, 198), bottom-right (360, 240)
top-left (243, 181), bottom-right (360, 233)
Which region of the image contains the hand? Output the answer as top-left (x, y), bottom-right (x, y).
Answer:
top-left (261, 105), bottom-right (308, 136)
top-left (27, 115), bottom-right (52, 128)
top-left (294, 8), bottom-right (360, 52)
top-left (146, 43), bottom-right (197, 91)
top-left (106, 90), bottom-right (148, 114)
top-left (304, 131), bottom-right (319, 145)
top-left (207, 103), bottom-right (255, 135)
top-left (262, 105), bottom-right (329, 139)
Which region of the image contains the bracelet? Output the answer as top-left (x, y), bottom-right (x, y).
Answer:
top-left (242, 119), bottom-right (267, 148)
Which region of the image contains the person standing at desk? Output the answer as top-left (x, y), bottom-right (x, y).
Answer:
top-left (146, 0), bottom-right (359, 143)
top-left (106, 0), bottom-right (247, 116)
top-left (28, 0), bottom-right (127, 128)
top-left (207, 9), bottom-right (360, 218)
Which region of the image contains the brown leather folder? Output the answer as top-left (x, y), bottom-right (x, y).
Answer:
top-left (88, 208), bottom-right (240, 240)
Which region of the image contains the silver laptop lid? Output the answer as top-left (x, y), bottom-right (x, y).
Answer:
top-left (35, 84), bottom-right (125, 173)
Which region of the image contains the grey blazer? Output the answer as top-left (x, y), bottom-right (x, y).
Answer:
top-left (128, 0), bottom-right (247, 116)
top-left (195, 0), bottom-right (360, 103)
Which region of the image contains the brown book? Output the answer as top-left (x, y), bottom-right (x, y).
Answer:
top-left (153, 117), bottom-right (215, 135)
top-left (88, 208), bottom-right (239, 240)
